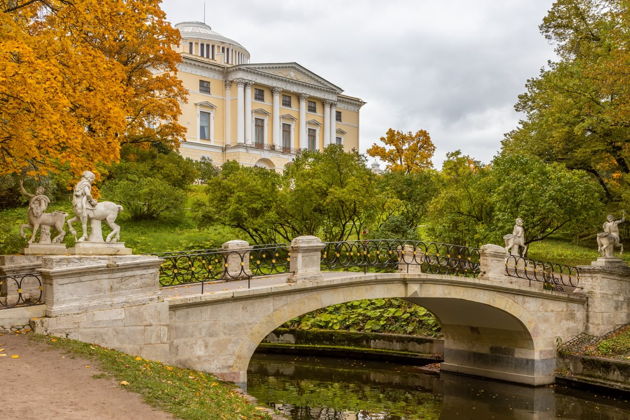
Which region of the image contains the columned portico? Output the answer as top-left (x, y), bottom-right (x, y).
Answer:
top-left (236, 81), bottom-right (245, 143)
top-left (299, 94), bottom-right (308, 150)
top-left (323, 101), bottom-right (331, 146)
top-left (330, 102), bottom-right (337, 144)
top-left (244, 82), bottom-right (253, 144)
top-left (272, 88), bottom-right (281, 149)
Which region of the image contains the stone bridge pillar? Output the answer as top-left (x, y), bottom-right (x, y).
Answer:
top-left (288, 236), bottom-right (325, 283)
top-left (578, 257), bottom-right (630, 335)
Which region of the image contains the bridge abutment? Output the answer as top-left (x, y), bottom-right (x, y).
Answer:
top-left (579, 257), bottom-right (630, 335)
top-left (31, 255), bottom-right (171, 362)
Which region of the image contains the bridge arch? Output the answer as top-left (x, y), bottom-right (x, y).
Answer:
top-left (168, 273), bottom-right (585, 387)
top-left (233, 277), bottom-right (545, 386)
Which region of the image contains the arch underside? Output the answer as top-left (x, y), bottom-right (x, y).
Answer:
top-left (231, 280), bottom-right (560, 386)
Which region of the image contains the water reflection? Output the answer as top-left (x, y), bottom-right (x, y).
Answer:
top-left (247, 353), bottom-right (630, 420)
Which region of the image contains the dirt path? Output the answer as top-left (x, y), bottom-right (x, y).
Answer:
top-left (0, 333), bottom-right (176, 420)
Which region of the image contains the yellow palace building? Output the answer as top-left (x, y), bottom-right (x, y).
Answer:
top-left (174, 22), bottom-right (365, 170)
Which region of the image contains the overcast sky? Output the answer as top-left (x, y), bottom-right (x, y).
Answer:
top-left (161, 0), bottom-right (557, 167)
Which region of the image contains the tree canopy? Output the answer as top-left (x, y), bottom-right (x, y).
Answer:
top-left (0, 0), bottom-right (185, 178)
top-left (503, 0), bottom-right (629, 204)
top-left (367, 128), bottom-right (435, 174)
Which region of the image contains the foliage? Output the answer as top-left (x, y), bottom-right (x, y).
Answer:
top-left (426, 151), bottom-right (495, 246)
top-left (503, 0), bottom-right (629, 205)
top-left (193, 157), bottom-right (220, 184)
top-left (367, 128), bottom-right (436, 174)
top-left (102, 146), bottom-right (198, 220)
top-left (371, 170), bottom-right (438, 239)
top-left (591, 325), bottom-right (630, 357)
top-left (0, 0), bottom-right (185, 179)
top-left (201, 146), bottom-right (380, 243)
top-left (283, 298), bottom-right (442, 337)
top-left (33, 334), bottom-right (272, 420)
top-left (490, 154), bottom-right (604, 243)
top-left (427, 152), bottom-right (603, 245)
top-left (201, 160), bottom-right (282, 244)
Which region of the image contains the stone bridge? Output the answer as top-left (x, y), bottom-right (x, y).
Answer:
top-left (2, 236), bottom-right (626, 388)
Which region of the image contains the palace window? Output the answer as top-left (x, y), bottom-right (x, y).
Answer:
top-left (336, 136), bottom-right (343, 145)
top-left (211, 45), bottom-right (215, 60)
top-left (188, 42), bottom-right (193, 54)
top-left (199, 111), bottom-right (211, 140)
top-left (308, 100), bottom-right (317, 113)
top-left (336, 111), bottom-right (342, 122)
top-left (308, 128), bottom-right (317, 151)
top-left (254, 118), bottom-right (265, 146)
top-left (199, 80), bottom-right (211, 94)
top-left (200, 43), bottom-right (204, 57)
top-left (254, 88), bottom-right (265, 102)
top-left (282, 94), bottom-right (292, 107)
top-left (282, 123), bottom-right (292, 152)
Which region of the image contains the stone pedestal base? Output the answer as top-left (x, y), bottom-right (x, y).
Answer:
top-left (591, 257), bottom-right (628, 269)
top-left (23, 244), bottom-right (68, 255)
top-left (71, 242), bottom-right (132, 255)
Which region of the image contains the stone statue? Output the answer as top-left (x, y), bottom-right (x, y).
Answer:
top-left (504, 218), bottom-right (527, 257)
top-left (67, 170), bottom-right (124, 243)
top-left (597, 211), bottom-right (625, 257)
top-left (19, 180), bottom-right (67, 244)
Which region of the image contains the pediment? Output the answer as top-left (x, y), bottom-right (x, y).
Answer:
top-left (240, 62), bottom-right (342, 92)
top-left (336, 128), bottom-right (347, 135)
top-left (195, 101), bottom-right (216, 109)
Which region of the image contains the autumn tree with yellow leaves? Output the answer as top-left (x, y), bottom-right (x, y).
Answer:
top-left (367, 128), bottom-right (436, 174)
top-left (0, 0), bottom-right (186, 178)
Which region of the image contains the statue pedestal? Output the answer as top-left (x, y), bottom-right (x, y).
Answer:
top-left (71, 242), bottom-right (132, 256)
top-left (23, 244), bottom-right (68, 255)
top-left (591, 257), bottom-right (628, 269)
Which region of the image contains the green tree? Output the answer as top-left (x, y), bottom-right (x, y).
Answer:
top-left (102, 145), bottom-right (198, 220)
top-left (426, 151), bottom-right (495, 246)
top-left (503, 0), bottom-right (629, 204)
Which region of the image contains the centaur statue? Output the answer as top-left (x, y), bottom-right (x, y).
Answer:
top-left (504, 217), bottom-right (528, 257)
top-left (597, 211), bottom-right (625, 257)
top-left (67, 171), bottom-right (124, 243)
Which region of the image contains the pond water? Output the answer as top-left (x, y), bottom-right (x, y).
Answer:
top-left (247, 353), bottom-right (630, 420)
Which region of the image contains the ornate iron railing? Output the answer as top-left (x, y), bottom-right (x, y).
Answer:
top-left (0, 273), bottom-right (44, 309)
top-left (504, 255), bottom-right (580, 292)
top-left (321, 240), bottom-right (480, 277)
top-left (156, 243), bottom-right (290, 289)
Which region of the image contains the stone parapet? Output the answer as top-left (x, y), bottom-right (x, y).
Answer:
top-left (478, 244), bottom-right (508, 281)
top-left (39, 255), bottom-right (162, 317)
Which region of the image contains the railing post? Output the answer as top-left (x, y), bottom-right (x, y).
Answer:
top-left (397, 244), bottom-right (422, 274)
top-left (478, 244), bottom-right (508, 281)
top-left (288, 236), bottom-right (325, 283)
top-left (221, 240), bottom-right (252, 280)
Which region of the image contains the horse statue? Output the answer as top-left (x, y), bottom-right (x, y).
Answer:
top-left (66, 170), bottom-right (124, 243)
top-left (67, 201), bottom-right (124, 243)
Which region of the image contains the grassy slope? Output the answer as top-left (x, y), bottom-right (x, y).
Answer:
top-left (31, 334), bottom-right (272, 420)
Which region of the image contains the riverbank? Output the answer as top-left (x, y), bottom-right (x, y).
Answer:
top-left (558, 325), bottom-right (630, 395)
top-left (260, 328), bottom-right (443, 365)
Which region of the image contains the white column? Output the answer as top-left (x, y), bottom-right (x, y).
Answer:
top-left (272, 88), bottom-right (281, 149)
top-left (244, 82), bottom-right (252, 144)
top-left (224, 81), bottom-right (232, 145)
top-left (330, 103), bottom-right (337, 145)
top-left (299, 94), bottom-right (308, 150)
top-left (323, 101), bottom-right (331, 147)
top-left (236, 81), bottom-right (245, 143)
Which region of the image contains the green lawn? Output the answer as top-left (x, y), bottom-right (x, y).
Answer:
top-left (31, 334), bottom-right (272, 420)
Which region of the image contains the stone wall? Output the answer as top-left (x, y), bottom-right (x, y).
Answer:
top-left (557, 354), bottom-right (630, 392)
top-left (263, 328), bottom-right (443, 356)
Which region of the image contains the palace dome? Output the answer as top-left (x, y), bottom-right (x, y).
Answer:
top-left (175, 22), bottom-right (248, 52)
